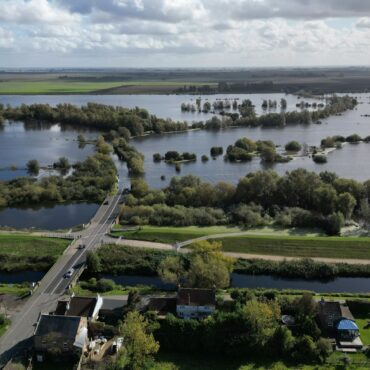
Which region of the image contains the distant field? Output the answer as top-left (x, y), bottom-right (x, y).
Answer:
top-left (218, 235), bottom-right (370, 259)
top-left (0, 78), bottom-right (215, 95)
top-left (0, 80), bottom-right (125, 94)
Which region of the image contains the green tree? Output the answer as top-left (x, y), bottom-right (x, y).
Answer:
top-left (120, 311), bottom-right (160, 370)
top-left (26, 159), bottom-right (40, 175)
top-left (337, 192), bottom-right (356, 219)
top-left (158, 256), bottom-right (186, 286)
top-left (243, 299), bottom-right (281, 348)
top-left (285, 141), bottom-right (302, 152)
top-left (86, 251), bottom-right (101, 274)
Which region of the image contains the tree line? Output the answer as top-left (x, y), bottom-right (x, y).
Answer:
top-left (0, 139), bottom-right (117, 208)
top-left (2, 103), bottom-right (188, 137)
top-left (120, 169), bottom-right (370, 235)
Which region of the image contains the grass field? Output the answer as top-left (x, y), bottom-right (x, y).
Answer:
top-left (218, 235), bottom-right (370, 259)
top-left (112, 225), bottom-right (245, 243)
top-left (0, 80), bottom-right (125, 94)
top-left (0, 79), bottom-right (215, 95)
top-left (155, 351), bottom-right (370, 370)
top-left (0, 234), bottom-right (70, 257)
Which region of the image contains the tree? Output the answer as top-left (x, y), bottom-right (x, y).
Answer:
top-left (325, 212), bottom-right (344, 236)
top-left (337, 192), bottom-right (356, 219)
top-left (260, 145), bottom-right (277, 162)
top-left (26, 159), bottom-right (39, 175)
top-left (285, 141), bottom-right (302, 152)
top-left (243, 299), bottom-right (280, 348)
top-left (158, 256), bottom-right (186, 286)
top-left (120, 311), bottom-right (160, 370)
top-left (86, 251), bottom-right (101, 274)
top-left (158, 241), bottom-right (234, 289)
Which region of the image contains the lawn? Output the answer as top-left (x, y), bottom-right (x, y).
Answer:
top-left (0, 283), bottom-right (30, 296)
top-left (112, 225), bottom-right (245, 244)
top-left (217, 235), bottom-right (370, 259)
top-left (155, 351), bottom-right (370, 370)
top-left (0, 234), bottom-right (70, 257)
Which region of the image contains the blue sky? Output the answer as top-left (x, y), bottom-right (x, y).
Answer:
top-left (0, 0), bottom-right (370, 68)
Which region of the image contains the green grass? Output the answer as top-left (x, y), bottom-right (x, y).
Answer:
top-left (113, 225), bottom-right (245, 243)
top-left (355, 317), bottom-right (370, 345)
top-left (0, 234), bottom-right (70, 257)
top-left (0, 283), bottom-right (30, 296)
top-left (0, 79), bottom-right (216, 95)
top-left (0, 80), bottom-right (125, 94)
top-left (217, 234), bottom-right (370, 259)
top-left (155, 351), bottom-right (370, 370)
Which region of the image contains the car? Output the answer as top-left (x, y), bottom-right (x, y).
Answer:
top-left (77, 244), bottom-right (86, 250)
top-left (63, 268), bottom-right (74, 279)
top-left (103, 200), bottom-right (109, 205)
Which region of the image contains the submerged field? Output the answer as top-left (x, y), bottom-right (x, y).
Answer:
top-left (0, 234), bottom-right (70, 271)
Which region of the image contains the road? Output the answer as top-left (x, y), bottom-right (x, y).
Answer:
top-left (0, 190), bottom-right (124, 365)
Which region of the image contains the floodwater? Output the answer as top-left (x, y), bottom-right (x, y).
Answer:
top-left (0, 93), bottom-right (370, 227)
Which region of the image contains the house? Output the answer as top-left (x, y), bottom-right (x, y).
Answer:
top-left (34, 314), bottom-right (88, 362)
top-left (318, 299), bottom-right (362, 349)
top-left (55, 294), bottom-right (103, 321)
top-left (176, 288), bottom-right (216, 319)
top-left (147, 297), bottom-right (177, 318)
top-left (98, 297), bottom-right (128, 324)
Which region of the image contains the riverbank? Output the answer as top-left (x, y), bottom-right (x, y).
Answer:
top-left (0, 234), bottom-right (70, 272)
top-left (111, 226), bottom-right (370, 260)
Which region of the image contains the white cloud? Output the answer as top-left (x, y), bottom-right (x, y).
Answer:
top-left (1, 0), bottom-right (370, 67)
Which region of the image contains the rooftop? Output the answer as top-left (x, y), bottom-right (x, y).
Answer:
top-left (35, 314), bottom-right (82, 338)
top-left (177, 288), bottom-right (216, 307)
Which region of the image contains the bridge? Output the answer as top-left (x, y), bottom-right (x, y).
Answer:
top-left (0, 188), bottom-right (124, 365)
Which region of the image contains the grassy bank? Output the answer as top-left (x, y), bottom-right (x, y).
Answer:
top-left (218, 234), bottom-right (370, 259)
top-left (0, 234), bottom-right (70, 271)
top-left (0, 283), bottom-right (31, 296)
top-left (112, 225), bottom-right (247, 243)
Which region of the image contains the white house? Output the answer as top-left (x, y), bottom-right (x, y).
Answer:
top-left (176, 288), bottom-right (216, 319)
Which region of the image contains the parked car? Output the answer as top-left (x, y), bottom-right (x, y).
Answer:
top-left (63, 268), bottom-right (74, 279)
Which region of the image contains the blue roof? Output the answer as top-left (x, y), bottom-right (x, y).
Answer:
top-left (336, 319), bottom-right (359, 331)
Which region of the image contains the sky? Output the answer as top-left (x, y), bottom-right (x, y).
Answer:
top-left (1, 0), bottom-right (370, 68)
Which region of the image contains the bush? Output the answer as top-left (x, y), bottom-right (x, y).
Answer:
top-left (210, 147), bottom-right (223, 156)
top-left (285, 141), bottom-right (302, 152)
top-left (346, 134), bottom-right (362, 143)
top-left (96, 278), bottom-right (116, 292)
top-left (153, 153), bottom-right (162, 162)
top-left (201, 155), bottom-right (209, 162)
top-left (313, 154), bottom-right (327, 164)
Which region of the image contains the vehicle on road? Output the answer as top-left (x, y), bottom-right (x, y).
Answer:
top-left (104, 200), bottom-right (109, 205)
top-left (77, 244), bottom-right (86, 250)
top-left (63, 268), bottom-right (74, 279)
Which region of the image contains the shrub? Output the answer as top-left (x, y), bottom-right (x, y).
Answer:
top-left (313, 154), bottom-right (327, 164)
top-left (153, 153), bottom-right (162, 162)
top-left (201, 155), bottom-right (209, 162)
top-left (346, 134), bottom-right (362, 143)
top-left (285, 141), bottom-right (302, 152)
top-left (210, 147), bottom-right (223, 156)
top-left (96, 278), bottom-right (115, 292)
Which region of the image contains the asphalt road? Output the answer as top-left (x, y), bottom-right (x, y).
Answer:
top-left (0, 191), bottom-right (123, 365)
